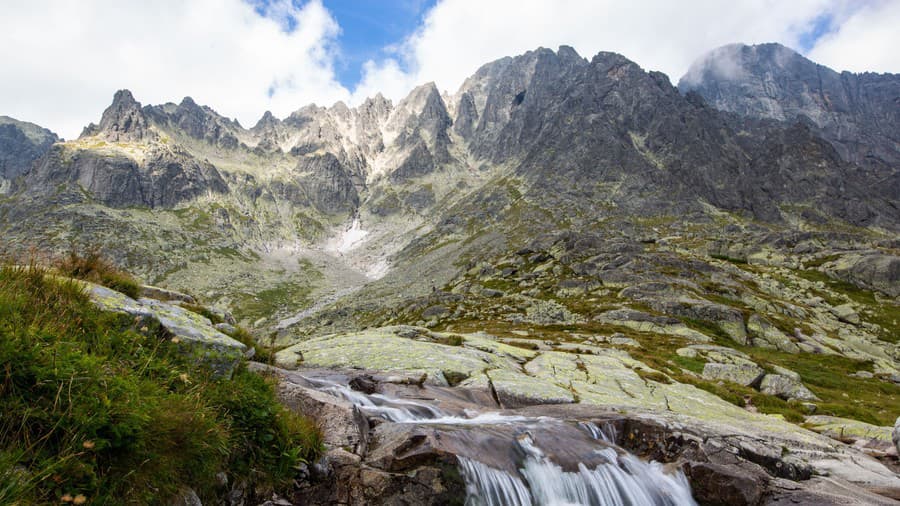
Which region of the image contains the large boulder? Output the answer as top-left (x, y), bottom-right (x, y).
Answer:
top-left (825, 253), bottom-right (900, 298)
top-left (85, 282), bottom-right (247, 377)
top-left (702, 363), bottom-right (765, 387)
top-left (648, 299), bottom-right (748, 345)
top-left (759, 374), bottom-right (819, 402)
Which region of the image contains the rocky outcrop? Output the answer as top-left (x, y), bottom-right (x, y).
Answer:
top-left (263, 366), bottom-right (900, 506)
top-left (0, 116), bottom-right (58, 181)
top-left (824, 253), bottom-right (900, 298)
top-left (26, 141), bottom-right (228, 208)
top-left (747, 314), bottom-right (800, 352)
top-left (93, 89), bottom-right (155, 142)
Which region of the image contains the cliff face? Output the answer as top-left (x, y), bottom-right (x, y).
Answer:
top-left (0, 116), bottom-right (58, 188)
top-left (679, 43), bottom-right (900, 170)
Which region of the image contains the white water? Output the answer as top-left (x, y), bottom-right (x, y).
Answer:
top-left (462, 431), bottom-right (696, 506)
top-left (305, 376), bottom-right (697, 506)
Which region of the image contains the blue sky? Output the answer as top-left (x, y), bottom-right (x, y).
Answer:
top-left (324, 0), bottom-right (437, 88)
top-left (252, 0), bottom-right (437, 89)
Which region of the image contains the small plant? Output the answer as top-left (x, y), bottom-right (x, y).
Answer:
top-left (54, 248), bottom-right (141, 298)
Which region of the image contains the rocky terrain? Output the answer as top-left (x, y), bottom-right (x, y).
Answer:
top-left (0, 42), bottom-right (898, 504)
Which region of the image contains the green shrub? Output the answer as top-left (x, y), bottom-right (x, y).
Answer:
top-left (0, 264), bottom-right (322, 505)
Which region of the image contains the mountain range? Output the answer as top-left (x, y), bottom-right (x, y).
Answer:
top-left (2, 41), bottom-right (900, 504)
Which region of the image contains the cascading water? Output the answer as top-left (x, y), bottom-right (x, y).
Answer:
top-left (461, 428), bottom-right (696, 506)
top-left (303, 375), bottom-right (697, 506)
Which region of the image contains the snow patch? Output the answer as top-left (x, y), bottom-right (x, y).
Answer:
top-left (326, 217), bottom-right (370, 254)
top-left (366, 259), bottom-right (390, 280)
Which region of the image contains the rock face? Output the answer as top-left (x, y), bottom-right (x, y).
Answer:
top-left (0, 116), bottom-right (58, 182)
top-left (680, 43), bottom-right (900, 170)
top-left (825, 253), bottom-right (900, 298)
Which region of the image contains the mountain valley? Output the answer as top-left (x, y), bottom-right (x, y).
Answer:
top-left (1, 42), bottom-right (899, 505)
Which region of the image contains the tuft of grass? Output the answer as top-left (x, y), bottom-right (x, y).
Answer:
top-left (0, 263), bottom-right (322, 505)
top-left (181, 302), bottom-right (225, 325)
top-left (54, 249), bottom-right (141, 299)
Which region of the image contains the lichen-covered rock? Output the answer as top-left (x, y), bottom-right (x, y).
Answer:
top-left (486, 368), bottom-right (575, 407)
top-left (139, 284), bottom-right (196, 304)
top-left (682, 344), bottom-right (757, 367)
top-left (274, 327), bottom-right (515, 385)
top-left (648, 299), bottom-right (748, 344)
top-left (825, 253), bottom-right (900, 298)
top-left (702, 363), bottom-right (765, 387)
top-left (747, 314), bottom-right (800, 353)
top-left (595, 309), bottom-right (711, 342)
top-left (84, 281), bottom-right (247, 377)
top-left (806, 415), bottom-right (893, 444)
top-left (830, 303), bottom-right (860, 325)
top-left (759, 374), bottom-right (819, 402)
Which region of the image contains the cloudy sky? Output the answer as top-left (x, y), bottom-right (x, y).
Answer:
top-left (1, 0), bottom-right (897, 139)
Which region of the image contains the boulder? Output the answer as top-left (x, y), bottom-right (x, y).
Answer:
top-left (595, 309), bottom-right (711, 342)
top-left (273, 378), bottom-right (370, 455)
top-left (759, 374), bottom-right (819, 402)
top-left (806, 415), bottom-right (893, 444)
top-left (747, 314), bottom-right (800, 353)
top-left (702, 363), bottom-right (765, 387)
top-left (826, 253), bottom-right (900, 297)
top-left (830, 303), bottom-right (860, 325)
top-left (649, 299), bottom-right (749, 344)
top-left (683, 461), bottom-right (765, 506)
top-left (86, 282), bottom-right (247, 377)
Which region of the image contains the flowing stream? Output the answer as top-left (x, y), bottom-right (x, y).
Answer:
top-left (303, 376), bottom-right (697, 506)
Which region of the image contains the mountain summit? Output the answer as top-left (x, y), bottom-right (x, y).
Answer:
top-left (679, 42), bottom-right (900, 169)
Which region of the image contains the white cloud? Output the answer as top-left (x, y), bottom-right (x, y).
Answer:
top-left (0, 0), bottom-right (351, 139)
top-left (807, 0), bottom-right (900, 73)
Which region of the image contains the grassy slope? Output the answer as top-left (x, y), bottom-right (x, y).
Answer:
top-left (0, 263), bottom-right (322, 505)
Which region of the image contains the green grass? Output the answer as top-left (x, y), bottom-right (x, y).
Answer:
top-left (733, 345), bottom-right (899, 426)
top-left (232, 281), bottom-right (314, 323)
top-left (181, 302), bottom-right (225, 325)
top-left (54, 249), bottom-right (141, 299)
top-left (0, 264), bottom-right (322, 505)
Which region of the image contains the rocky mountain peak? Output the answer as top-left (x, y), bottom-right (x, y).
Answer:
top-left (679, 42), bottom-right (900, 167)
top-left (0, 116), bottom-right (59, 183)
top-left (96, 89), bottom-right (154, 142)
top-left (252, 110), bottom-right (280, 131)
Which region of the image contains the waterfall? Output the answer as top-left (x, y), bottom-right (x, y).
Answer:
top-left (460, 428), bottom-right (696, 506)
top-left (303, 376), bottom-right (697, 506)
